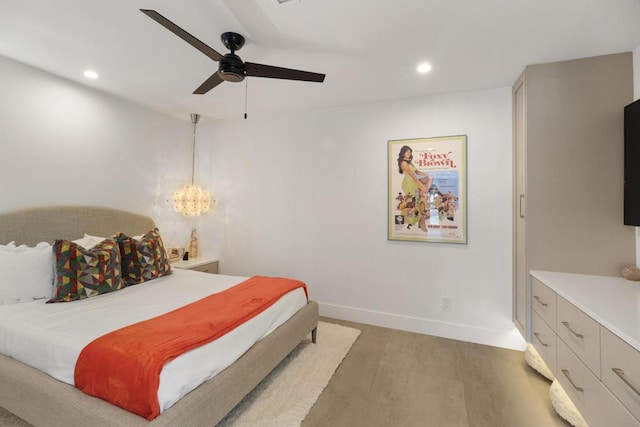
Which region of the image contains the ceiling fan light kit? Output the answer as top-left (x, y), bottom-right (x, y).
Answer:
top-left (140, 9), bottom-right (325, 95)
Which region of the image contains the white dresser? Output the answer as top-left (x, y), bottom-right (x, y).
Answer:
top-left (530, 270), bottom-right (640, 426)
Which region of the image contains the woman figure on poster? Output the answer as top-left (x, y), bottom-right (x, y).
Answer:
top-left (397, 145), bottom-right (433, 229)
top-left (397, 145), bottom-right (433, 200)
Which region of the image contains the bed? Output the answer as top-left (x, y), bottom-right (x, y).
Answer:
top-left (0, 206), bottom-right (319, 427)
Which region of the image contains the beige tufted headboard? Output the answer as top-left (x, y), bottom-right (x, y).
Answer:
top-left (0, 206), bottom-right (156, 246)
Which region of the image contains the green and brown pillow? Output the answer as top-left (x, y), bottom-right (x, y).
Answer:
top-left (49, 238), bottom-right (124, 303)
top-left (116, 228), bottom-right (172, 286)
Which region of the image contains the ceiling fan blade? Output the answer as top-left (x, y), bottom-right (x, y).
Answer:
top-left (140, 9), bottom-right (223, 62)
top-left (245, 62), bottom-right (325, 83)
top-left (193, 72), bottom-right (224, 95)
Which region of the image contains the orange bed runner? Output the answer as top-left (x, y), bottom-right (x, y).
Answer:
top-left (74, 275), bottom-right (307, 420)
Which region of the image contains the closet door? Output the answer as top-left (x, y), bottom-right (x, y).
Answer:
top-left (513, 72), bottom-right (527, 337)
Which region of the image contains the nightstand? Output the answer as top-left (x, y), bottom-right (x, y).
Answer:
top-left (171, 257), bottom-right (219, 274)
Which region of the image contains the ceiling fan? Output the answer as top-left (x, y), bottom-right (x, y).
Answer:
top-left (140, 9), bottom-right (326, 95)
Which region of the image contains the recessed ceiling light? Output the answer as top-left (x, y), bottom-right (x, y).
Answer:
top-left (83, 70), bottom-right (99, 79)
top-left (417, 63), bottom-right (432, 74)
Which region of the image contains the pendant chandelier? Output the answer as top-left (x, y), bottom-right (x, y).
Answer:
top-left (173, 113), bottom-right (213, 216)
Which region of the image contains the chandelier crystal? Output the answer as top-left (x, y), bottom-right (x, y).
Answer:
top-left (173, 184), bottom-right (211, 216)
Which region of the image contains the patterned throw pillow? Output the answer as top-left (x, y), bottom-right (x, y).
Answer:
top-left (49, 238), bottom-right (125, 303)
top-left (116, 228), bottom-right (172, 286)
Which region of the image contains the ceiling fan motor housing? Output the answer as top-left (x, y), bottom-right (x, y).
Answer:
top-left (219, 54), bottom-right (245, 82)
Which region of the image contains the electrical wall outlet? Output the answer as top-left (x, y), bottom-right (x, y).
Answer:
top-left (442, 298), bottom-right (453, 312)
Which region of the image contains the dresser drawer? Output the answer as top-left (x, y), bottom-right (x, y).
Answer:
top-left (592, 378), bottom-right (640, 427)
top-left (601, 326), bottom-right (640, 422)
top-left (531, 310), bottom-right (557, 375)
top-left (557, 296), bottom-right (600, 377)
top-left (556, 339), bottom-right (599, 423)
top-left (531, 277), bottom-right (557, 329)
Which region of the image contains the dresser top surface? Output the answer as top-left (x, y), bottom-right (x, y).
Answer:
top-left (170, 256), bottom-right (218, 270)
top-left (531, 270), bottom-right (640, 351)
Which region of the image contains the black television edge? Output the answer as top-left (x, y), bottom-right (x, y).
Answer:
top-left (625, 98), bottom-right (640, 226)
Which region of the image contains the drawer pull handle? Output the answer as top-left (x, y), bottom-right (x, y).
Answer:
top-left (533, 332), bottom-right (549, 347)
top-left (561, 369), bottom-right (584, 392)
top-left (533, 296), bottom-right (548, 307)
top-left (612, 368), bottom-right (640, 397)
top-left (561, 321), bottom-right (584, 339)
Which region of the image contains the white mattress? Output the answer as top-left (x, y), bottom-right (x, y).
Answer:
top-left (0, 269), bottom-right (307, 414)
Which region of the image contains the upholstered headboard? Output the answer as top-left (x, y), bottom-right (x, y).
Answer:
top-left (0, 206), bottom-right (156, 246)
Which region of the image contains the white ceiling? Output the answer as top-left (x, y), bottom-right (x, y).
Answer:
top-left (1, 0), bottom-right (640, 121)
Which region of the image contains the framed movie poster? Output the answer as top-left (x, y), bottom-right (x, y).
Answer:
top-left (388, 135), bottom-right (467, 244)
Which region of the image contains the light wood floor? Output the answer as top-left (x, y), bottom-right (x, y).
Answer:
top-left (303, 317), bottom-right (569, 427)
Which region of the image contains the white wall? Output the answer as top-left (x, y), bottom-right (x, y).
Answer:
top-left (0, 54), bottom-right (194, 248)
top-left (201, 88), bottom-right (523, 349)
top-left (0, 52), bottom-right (522, 350)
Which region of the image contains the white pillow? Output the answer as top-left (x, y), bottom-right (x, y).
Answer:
top-left (72, 234), bottom-right (105, 249)
top-left (82, 233), bottom-right (143, 242)
top-left (0, 242), bottom-right (55, 304)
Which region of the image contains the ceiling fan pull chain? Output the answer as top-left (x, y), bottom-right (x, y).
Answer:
top-left (244, 78), bottom-right (249, 120)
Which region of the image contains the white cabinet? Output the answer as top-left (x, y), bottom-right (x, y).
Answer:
top-left (512, 53), bottom-right (634, 340)
top-left (531, 277), bottom-right (556, 327)
top-left (601, 327), bottom-right (640, 421)
top-left (556, 296), bottom-right (600, 377)
top-left (556, 338), bottom-right (601, 420)
top-left (531, 276), bottom-right (558, 375)
top-left (531, 310), bottom-right (557, 375)
top-left (530, 271), bottom-right (640, 426)
top-left (513, 73), bottom-right (527, 336)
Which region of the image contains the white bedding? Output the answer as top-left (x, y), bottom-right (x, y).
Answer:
top-left (0, 269), bottom-right (307, 415)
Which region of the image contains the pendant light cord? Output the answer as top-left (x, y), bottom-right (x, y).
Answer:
top-left (190, 113), bottom-right (200, 185)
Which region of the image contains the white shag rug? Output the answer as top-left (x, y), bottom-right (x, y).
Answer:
top-left (217, 321), bottom-right (360, 426)
top-left (525, 345), bottom-right (587, 426)
top-left (549, 379), bottom-right (588, 427)
top-left (218, 322), bottom-right (360, 427)
top-left (0, 321), bottom-right (361, 427)
top-left (525, 343), bottom-right (554, 381)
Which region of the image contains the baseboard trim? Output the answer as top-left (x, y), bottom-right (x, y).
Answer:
top-left (319, 302), bottom-right (527, 351)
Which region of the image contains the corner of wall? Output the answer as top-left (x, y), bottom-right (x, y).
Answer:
top-left (634, 46), bottom-right (640, 101)
top-left (634, 46), bottom-right (640, 266)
